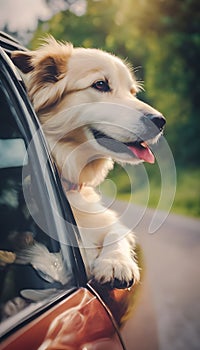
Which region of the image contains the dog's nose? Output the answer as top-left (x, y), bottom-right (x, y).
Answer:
top-left (148, 114), bottom-right (166, 131)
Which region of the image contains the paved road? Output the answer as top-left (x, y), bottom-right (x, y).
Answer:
top-left (104, 198), bottom-right (200, 350)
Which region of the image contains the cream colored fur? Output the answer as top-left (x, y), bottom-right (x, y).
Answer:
top-left (12, 37), bottom-right (165, 287)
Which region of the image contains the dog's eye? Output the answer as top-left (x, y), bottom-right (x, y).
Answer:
top-left (92, 80), bottom-right (111, 92)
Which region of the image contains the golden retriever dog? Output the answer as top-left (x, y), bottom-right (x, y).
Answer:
top-left (12, 37), bottom-right (165, 289)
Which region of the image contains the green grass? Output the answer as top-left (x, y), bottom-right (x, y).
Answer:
top-left (100, 164), bottom-right (200, 218)
top-left (173, 168), bottom-right (200, 217)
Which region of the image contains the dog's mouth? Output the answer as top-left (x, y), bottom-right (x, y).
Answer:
top-left (91, 128), bottom-right (155, 163)
top-left (126, 140), bottom-right (155, 163)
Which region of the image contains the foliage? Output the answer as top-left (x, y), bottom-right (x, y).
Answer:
top-left (102, 164), bottom-right (200, 218)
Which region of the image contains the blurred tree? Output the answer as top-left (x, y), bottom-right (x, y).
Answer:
top-left (126, 0), bottom-right (200, 166)
top-left (44, 0), bottom-right (87, 16)
top-left (31, 0), bottom-right (200, 166)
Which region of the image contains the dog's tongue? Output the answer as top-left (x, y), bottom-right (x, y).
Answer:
top-left (127, 142), bottom-right (155, 163)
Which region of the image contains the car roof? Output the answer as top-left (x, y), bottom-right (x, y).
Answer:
top-left (0, 31), bottom-right (27, 54)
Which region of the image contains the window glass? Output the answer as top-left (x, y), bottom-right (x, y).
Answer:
top-left (0, 80), bottom-right (74, 323)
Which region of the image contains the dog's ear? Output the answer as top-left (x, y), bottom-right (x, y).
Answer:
top-left (12, 50), bottom-right (69, 82)
top-left (11, 38), bottom-right (73, 112)
top-left (11, 44), bottom-right (71, 82)
top-left (11, 51), bottom-right (34, 73)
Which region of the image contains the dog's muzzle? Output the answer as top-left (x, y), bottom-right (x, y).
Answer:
top-left (140, 113), bottom-right (166, 140)
top-left (91, 112), bottom-right (166, 164)
top-left (150, 114), bottom-right (166, 131)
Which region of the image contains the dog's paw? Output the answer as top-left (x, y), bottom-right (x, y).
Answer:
top-left (92, 255), bottom-right (140, 289)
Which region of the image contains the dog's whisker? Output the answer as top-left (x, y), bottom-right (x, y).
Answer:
top-left (136, 80), bottom-right (145, 92)
top-left (133, 65), bottom-right (142, 73)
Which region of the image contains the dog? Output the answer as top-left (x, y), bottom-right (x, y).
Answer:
top-left (12, 37), bottom-right (165, 289)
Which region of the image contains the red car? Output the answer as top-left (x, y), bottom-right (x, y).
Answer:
top-left (0, 32), bottom-right (142, 350)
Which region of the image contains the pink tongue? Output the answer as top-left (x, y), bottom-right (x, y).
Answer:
top-left (128, 145), bottom-right (155, 163)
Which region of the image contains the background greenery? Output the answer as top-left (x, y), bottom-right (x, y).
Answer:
top-left (29, 0), bottom-right (200, 217)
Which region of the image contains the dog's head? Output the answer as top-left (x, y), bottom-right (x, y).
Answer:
top-left (12, 37), bottom-right (165, 186)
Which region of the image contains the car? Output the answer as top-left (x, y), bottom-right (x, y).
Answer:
top-left (0, 31), bottom-right (137, 350)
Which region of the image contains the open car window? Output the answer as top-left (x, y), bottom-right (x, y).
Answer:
top-left (0, 64), bottom-right (77, 327)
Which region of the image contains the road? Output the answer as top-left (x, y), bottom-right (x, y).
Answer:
top-left (104, 198), bottom-right (200, 350)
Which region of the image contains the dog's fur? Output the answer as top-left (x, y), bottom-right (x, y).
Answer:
top-left (12, 37), bottom-right (165, 288)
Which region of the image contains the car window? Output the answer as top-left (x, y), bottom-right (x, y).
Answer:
top-left (0, 76), bottom-right (76, 324)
